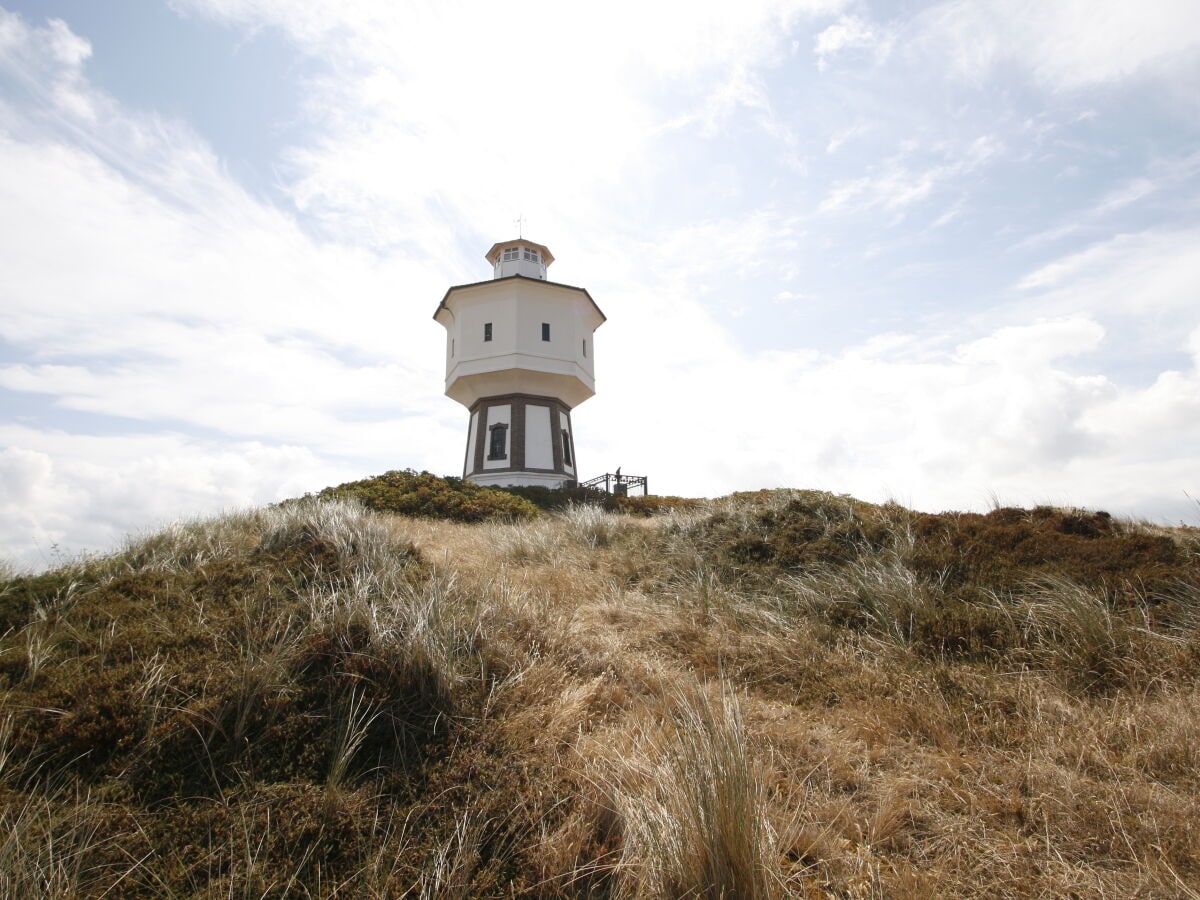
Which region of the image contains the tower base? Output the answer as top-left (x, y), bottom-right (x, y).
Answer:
top-left (468, 472), bottom-right (575, 489)
top-left (463, 393), bottom-right (578, 488)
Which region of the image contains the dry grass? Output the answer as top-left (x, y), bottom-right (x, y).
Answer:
top-left (0, 493), bottom-right (1197, 896)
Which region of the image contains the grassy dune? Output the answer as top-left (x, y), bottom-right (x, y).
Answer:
top-left (1, 486), bottom-right (1198, 897)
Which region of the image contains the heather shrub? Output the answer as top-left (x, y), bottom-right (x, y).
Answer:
top-left (315, 469), bottom-right (540, 522)
top-left (903, 506), bottom-right (1190, 601)
top-left (609, 493), bottom-right (702, 516)
top-left (499, 483), bottom-right (608, 511)
top-left (500, 484), bottom-right (699, 516)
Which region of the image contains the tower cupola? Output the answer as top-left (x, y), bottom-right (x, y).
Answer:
top-left (486, 239), bottom-right (553, 280)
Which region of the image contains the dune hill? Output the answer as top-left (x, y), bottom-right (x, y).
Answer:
top-left (1, 475), bottom-right (1198, 897)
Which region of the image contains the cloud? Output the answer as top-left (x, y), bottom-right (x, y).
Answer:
top-left (0, 125), bottom-right (460, 449)
top-left (1015, 229), bottom-right (1200, 316)
top-left (825, 122), bottom-right (870, 154)
top-left (173, 0), bottom-right (849, 251)
top-left (0, 11), bottom-right (94, 120)
top-left (586, 311), bottom-right (1200, 527)
top-left (954, 317), bottom-right (1105, 369)
top-left (912, 0), bottom-right (1200, 92)
top-left (0, 427), bottom-right (346, 570)
top-left (1093, 152), bottom-right (1200, 215)
top-left (819, 135), bottom-right (999, 216)
top-left (814, 14), bottom-right (891, 71)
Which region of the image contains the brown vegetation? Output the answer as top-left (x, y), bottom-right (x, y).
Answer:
top-left (1, 490), bottom-right (1198, 896)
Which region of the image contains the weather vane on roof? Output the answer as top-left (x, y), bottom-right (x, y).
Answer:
top-left (515, 213), bottom-right (525, 238)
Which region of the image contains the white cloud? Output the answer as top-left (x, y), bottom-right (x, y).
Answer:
top-left (1015, 229), bottom-right (1200, 317)
top-left (814, 14), bottom-right (891, 71)
top-left (819, 135), bottom-right (999, 216)
top-left (825, 122), bottom-right (869, 154)
top-left (912, 0), bottom-right (1200, 92)
top-left (954, 317), bottom-right (1105, 369)
top-left (0, 427), bottom-right (349, 570)
top-left (1082, 368), bottom-right (1200, 447)
top-left (585, 310), bottom-right (1200, 527)
top-left (1093, 152), bottom-right (1200, 214)
top-left (0, 124), bottom-right (461, 447)
top-left (0, 11), bottom-right (94, 120)
top-left (171, 0), bottom-right (849, 253)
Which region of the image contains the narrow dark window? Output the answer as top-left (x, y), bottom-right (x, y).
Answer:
top-left (582, 339), bottom-right (587, 357)
top-left (488, 423), bottom-right (508, 460)
top-left (561, 430), bottom-right (572, 466)
top-left (484, 322), bottom-right (492, 342)
top-left (451, 339), bottom-right (455, 356)
top-left (541, 323), bottom-right (550, 341)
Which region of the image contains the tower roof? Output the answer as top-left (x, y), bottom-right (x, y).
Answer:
top-left (432, 275), bottom-right (606, 325)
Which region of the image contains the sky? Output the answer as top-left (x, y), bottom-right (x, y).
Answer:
top-left (1, 0), bottom-right (1199, 569)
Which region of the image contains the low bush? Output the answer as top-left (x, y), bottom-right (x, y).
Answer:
top-left (609, 493), bottom-right (702, 516)
top-left (904, 506), bottom-right (1190, 602)
top-left (496, 485), bottom-right (699, 516)
top-left (498, 484), bottom-right (608, 511)
top-left (313, 469), bottom-right (540, 522)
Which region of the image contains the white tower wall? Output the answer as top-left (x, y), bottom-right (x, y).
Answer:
top-left (525, 404), bottom-right (554, 469)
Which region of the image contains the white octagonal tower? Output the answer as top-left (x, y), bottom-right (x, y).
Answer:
top-left (434, 239), bottom-right (605, 488)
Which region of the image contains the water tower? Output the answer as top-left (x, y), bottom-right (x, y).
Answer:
top-left (434, 239), bottom-right (605, 488)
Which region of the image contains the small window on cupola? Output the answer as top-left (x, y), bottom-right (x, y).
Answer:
top-left (502, 247), bottom-right (520, 262)
top-left (523, 248), bottom-right (540, 262)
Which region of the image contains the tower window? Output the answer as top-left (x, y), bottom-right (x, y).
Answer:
top-left (488, 423), bottom-right (508, 460)
top-left (484, 322), bottom-right (492, 342)
top-left (541, 323), bottom-right (550, 341)
top-left (523, 248), bottom-right (540, 262)
top-left (561, 430), bottom-right (572, 466)
top-left (582, 339), bottom-right (587, 357)
top-left (502, 247), bottom-right (519, 261)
